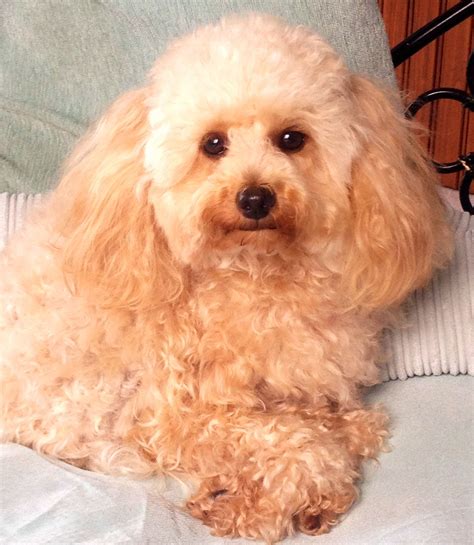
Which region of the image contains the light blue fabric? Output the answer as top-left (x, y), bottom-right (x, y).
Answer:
top-left (1, 377), bottom-right (472, 544)
top-left (0, 0), bottom-right (395, 193)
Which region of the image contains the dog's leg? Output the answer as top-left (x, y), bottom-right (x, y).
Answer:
top-left (180, 406), bottom-right (387, 542)
top-left (292, 406), bottom-right (389, 537)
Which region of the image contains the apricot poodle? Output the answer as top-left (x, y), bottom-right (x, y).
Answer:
top-left (0, 15), bottom-right (452, 543)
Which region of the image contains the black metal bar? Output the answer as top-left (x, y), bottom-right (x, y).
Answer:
top-left (391, 0), bottom-right (474, 68)
top-left (434, 160), bottom-right (465, 175)
top-left (459, 154), bottom-right (474, 214)
top-left (406, 87), bottom-right (473, 176)
top-left (394, 5), bottom-right (474, 213)
top-left (407, 87), bottom-right (474, 117)
top-left (388, 2), bottom-right (473, 212)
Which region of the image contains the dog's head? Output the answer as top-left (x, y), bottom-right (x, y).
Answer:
top-left (144, 16), bottom-right (354, 265)
top-left (56, 15), bottom-right (452, 310)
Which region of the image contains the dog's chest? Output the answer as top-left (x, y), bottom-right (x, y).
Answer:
top-left (185, 271), bottom-right (366, 405)
top-left (189, 271), bottom-right (332, 360)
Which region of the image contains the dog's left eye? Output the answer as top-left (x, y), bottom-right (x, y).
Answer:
top-left (278, 130), bottom-right (306, 153)
top-left (202, 133), bottom-right (228, 157)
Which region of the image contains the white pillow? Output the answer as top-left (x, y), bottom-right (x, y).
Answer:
top-left (382, 205), bottom-right (473, 380)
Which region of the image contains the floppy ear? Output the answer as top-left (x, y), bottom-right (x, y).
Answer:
top-left (342, 76), bottom-right (452, 309)
top-left (52, 88), bottom-right (183, 310)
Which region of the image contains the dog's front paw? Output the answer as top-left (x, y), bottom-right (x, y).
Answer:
top-left (186, 475), bottom-right (292, 543)
top-left (293, 484), bottom-right (358, 537)
top-left (294, 508), bottom-right (335, 536)
top-left (186, 474), bottom-right (357, 543)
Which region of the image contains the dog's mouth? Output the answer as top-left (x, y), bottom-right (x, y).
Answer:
top-left (232, 216), bottom-right (279, 232)
top-left (237, 221), bottom-right (278, 232)
top-left (214, 214), bottom-right (295, 239)
top-left (213, 215), bottom-right (297, 247)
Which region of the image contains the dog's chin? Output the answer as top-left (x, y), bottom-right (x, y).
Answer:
top-left (223, 227), bottom-right (282, 248)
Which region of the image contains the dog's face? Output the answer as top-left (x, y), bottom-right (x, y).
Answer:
top-left (144, 17), bottom-right (355, 265)
top-left (58, 15), bottom-right (451, 310)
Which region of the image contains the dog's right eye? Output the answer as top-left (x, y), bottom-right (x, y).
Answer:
top-left (202, 133), bottom-right (228, 157)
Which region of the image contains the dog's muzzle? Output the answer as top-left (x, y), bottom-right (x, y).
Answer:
top-left (236, 185), bottom-right (276, 220)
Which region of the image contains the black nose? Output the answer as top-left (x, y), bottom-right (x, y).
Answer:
top-left (236, 186), bottom-right (276, 220)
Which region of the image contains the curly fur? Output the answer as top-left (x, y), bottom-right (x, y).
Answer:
top-left (0, 15), bottom-right (452, 542)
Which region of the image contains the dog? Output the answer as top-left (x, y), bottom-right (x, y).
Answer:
top-left (0, 14), bottom-right (452, 542)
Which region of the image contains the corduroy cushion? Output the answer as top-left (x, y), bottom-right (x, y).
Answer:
top-left (382, 205), bottom-right (473, 380)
